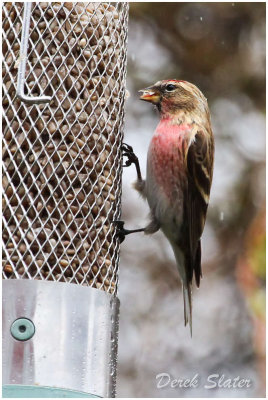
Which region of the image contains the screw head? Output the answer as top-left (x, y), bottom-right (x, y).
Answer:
top-left (10, 318), bottom-right (35, 341)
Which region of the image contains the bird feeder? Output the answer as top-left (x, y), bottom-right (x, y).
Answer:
top-left (2, 2), bottom-right (128, 397)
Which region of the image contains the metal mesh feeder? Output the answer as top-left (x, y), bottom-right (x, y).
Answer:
top-left (2, 2), bottom-right (128, 397)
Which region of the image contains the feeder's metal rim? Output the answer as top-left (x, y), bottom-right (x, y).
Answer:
top-left (17, 2), bottom-right (51, 104)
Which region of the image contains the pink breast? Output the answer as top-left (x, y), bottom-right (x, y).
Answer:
top-left (148, 121), bottom-right (190, 201)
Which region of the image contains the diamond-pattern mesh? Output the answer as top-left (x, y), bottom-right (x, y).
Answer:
top-left (2, 2), bottom-right (128, 294)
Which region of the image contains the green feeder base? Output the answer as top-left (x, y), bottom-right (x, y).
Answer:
top-left (2, 385), bottom-right (100, 398)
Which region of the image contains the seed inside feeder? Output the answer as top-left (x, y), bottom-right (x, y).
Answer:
top-left (2, 2), bottom-right (127, 294)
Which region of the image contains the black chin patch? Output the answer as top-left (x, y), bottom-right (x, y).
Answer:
top-left (156, 102), bottom-right (161, 112)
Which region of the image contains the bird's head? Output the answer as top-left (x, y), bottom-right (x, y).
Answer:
top-left (139, 79), bottom-right (208, 119)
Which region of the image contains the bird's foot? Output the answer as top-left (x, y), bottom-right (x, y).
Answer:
top-left (113, 220), bottom-right (145, 243)
top-left (122, 143), bottom-right (139, 167)
top-left (122, 143), bottom-right (142, 181)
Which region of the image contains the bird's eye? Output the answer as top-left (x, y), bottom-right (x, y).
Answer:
top-left (165, 84), bottom-right (176, 92)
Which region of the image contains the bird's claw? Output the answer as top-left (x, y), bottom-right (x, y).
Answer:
top-left (122, 143), bottom-right (138, 168)
top-left (112, 220), bottom-right (127, 243)
top-left (122, 143), bottom-right (133, 153)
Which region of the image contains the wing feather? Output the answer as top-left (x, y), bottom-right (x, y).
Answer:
top-left (182, 130), bottom-right (214, 287)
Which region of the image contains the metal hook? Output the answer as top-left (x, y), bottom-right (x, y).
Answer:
top-left (17, 2), bottom-right (51, 105)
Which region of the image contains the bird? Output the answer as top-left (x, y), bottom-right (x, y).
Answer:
top-left (119, 79), bottom-right (214, 335)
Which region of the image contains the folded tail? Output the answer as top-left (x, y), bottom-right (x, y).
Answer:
top-left (172, 241), bottom-right (201, 337)
top-left (183, 282), bottom-right (192, 337)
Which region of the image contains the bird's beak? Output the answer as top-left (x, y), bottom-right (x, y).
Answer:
top-left (139, 87), bottom-right (161, 104)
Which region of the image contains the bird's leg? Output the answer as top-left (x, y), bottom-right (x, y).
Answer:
top-left (122, 143), bottom-right (142, 182)
top-left (113, 214), bottom-right (160, 243)
top-left (113, 220), bottom-right (145, 243)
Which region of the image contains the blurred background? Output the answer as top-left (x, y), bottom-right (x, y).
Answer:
top-left (117, 2), bottom-right (265, 398)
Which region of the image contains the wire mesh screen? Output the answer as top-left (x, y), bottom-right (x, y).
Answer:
top-left (2, 2), bottom-right (128, 294)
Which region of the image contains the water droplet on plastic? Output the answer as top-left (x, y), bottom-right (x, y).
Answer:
top-left (220, 211), bottom-right (224, 221)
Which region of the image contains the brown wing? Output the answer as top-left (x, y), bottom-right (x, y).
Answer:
top-left (182, 131), bottom-right (214, 287)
